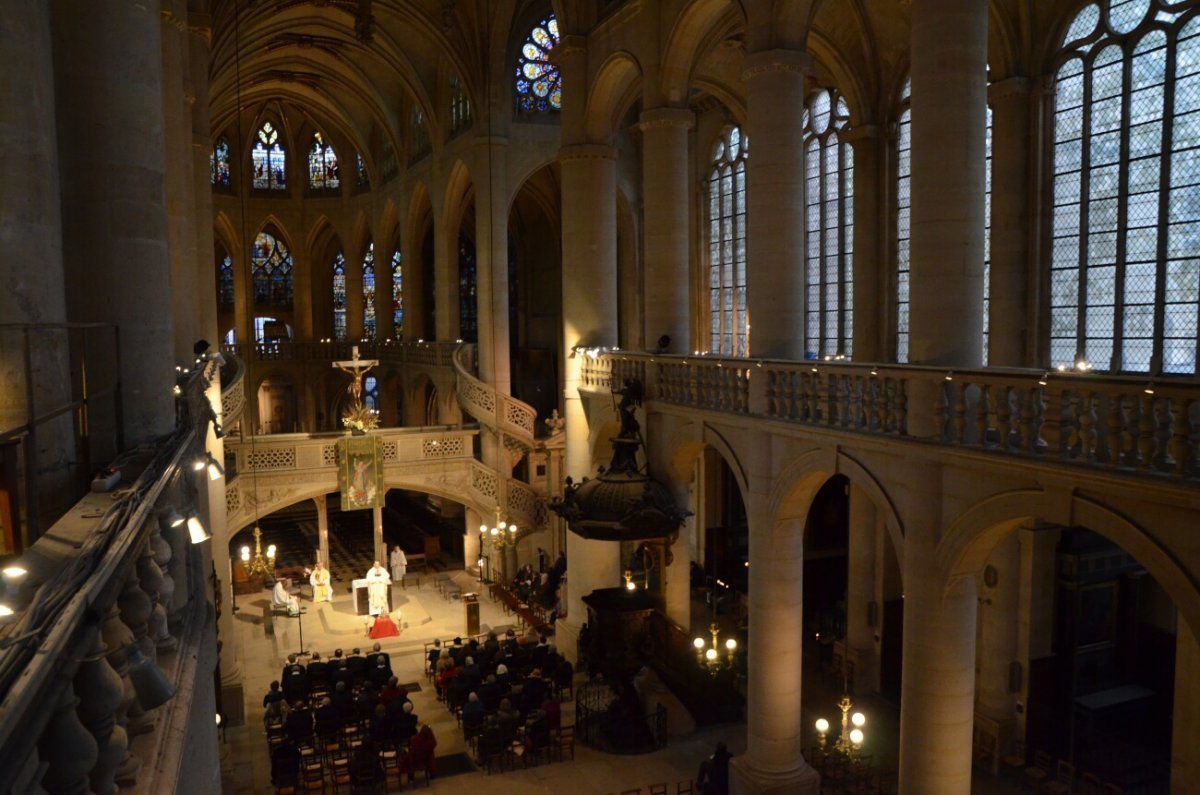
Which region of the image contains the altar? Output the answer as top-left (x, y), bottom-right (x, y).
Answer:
top-left (352, 578), bottom-right (394, 616)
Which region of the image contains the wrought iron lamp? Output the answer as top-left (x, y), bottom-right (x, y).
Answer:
top-left (693, 577), bottom-right (737, 673)
top-left (479, 505), bottom-right (519, 550)
top-left (815, 689), bottom-right (866, 755)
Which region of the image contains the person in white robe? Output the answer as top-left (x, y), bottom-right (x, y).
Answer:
top-left (272, 578), bottom-right (300, 615)
top-left (310, 562), bottom-right (332, 603)
top-left (365, 561), bottom-right (391, 616)
top-left (389, 545), bottom-right (407, 582)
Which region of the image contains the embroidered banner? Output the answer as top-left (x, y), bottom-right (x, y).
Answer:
top-left (338, 434), bottom-right (384, 510)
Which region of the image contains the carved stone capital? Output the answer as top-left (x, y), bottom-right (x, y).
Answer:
top-left (742, 49), bottom-right (811, 82)
top-left (637, 107), bottom-right (695, 131)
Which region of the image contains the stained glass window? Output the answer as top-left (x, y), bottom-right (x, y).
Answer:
top-left (516, 15), bottom-right (562, 113)
top-left (356, 152), bottom-right (369, 188)
top-left (803, 89), bottom-right (854, 360)
top-left (983, 106), bottom-right (993, 365)
top-left (218, 254), bottom-right (234, 308)
top-left (896, 79), bottom-right (912, 363)
top-left (410, 108), bottom-right (431, 161)
top-left (459, 234), bottom-right (477, 343)
top-left (252, 121), bottom-right (286, 190)
top-left (708, 126), bottom-right (749, 357)
top-left (450, 74), bottom-right (472, 136)
top-left (1051, 0), bottom-right (1199, 373)
top-left (251, 232), bottom-right (293, 308)
top-left (363, 243), bottom-right (377, 339)
top-left (308, 131), bottom-right (339, 191)
top-left (391, 249), bottom-right (403, 335)
top-left (364, 375), bottom-right (378, 412)
top-left (211, 138), bottom-right (231, 188)
top-left (332, 252), bottom-right (347, 342)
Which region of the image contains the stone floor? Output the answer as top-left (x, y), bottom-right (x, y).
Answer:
top-left (217, 567), bottom-right (1053, 794)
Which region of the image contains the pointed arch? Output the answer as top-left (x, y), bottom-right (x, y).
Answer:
top-left (660, 0), bottom-right (746, 105)
top-left (584, 50), bottom-right (644, 142)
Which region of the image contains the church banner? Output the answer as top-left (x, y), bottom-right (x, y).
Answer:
top-left (337, 435), bottom-right (384, 510)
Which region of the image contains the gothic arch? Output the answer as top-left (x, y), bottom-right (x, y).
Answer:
top-left (584, 50), bottom-right (643, 142)
top-left (660, 0), bottom-right (746, 105)
top-left (941, 488), bottom-right (1200, 639)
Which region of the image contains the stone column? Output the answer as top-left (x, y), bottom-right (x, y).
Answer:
top-left (743, 50), bottom-right (809, 360)
top-left (845, 126), bottom-right (885, 363)
top-left (1016, 526), bottom-right (1058, 743)
top-left (898, 465), bottom-right (977, 795)
top-left (315, 494), bottom-right (330, 566)
top-left (464, 507), bottom-right (482, 578)
top-left (731, 431), bottom-right (819, 795)
top-left (434, 206), bottom-right (459, 343)
top-left (1172, 619), bottom-right (1200, 790)
top-left (474, 135), bottom-right (512, 395)
top-left (976, 533), bottom-right (1019, 721)
top-left (664, 482), bottom-right (693, 629)
top-left (0, 1), bottom-right (75, 538)
top-left (908, 0), bottom-right (989, 368)
top-left (846, 484), bottom-right (878, 693)
top-left (987, 77), bottom-right (1034, 367)
top-left (639, 108), bottom-right (694, 353)
top-left (52, 0), bottom-right (176, 443)
top-left (188, 10), bottom-right (218, 348)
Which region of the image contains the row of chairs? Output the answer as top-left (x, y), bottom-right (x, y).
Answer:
top-left (609, 783), bottom-right (694, 795)
top-left (1001, 744), bottom-right (1125, 794)
top-left (810, 748), bottom-right (897, 795)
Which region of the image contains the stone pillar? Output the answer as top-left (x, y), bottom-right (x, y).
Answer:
top-left (987, 77), bottom-right (1034, 367)
top-left (898, 465), bottom-right (977, 795)
top-left (347, 243), bottom-right (365, 341)
top-left (731, 432), bottom-right (819, 795)
top-left (434, 206), bottom-right (459, 342)
top-left (52, 0), bottom-right (176, 443)
top-left (743, 50), bottom-right (809, 360)
top-left (908, 0), bottom-right (988, 368)
top-left (1172, 619), bottom-right (1200, 790)
top-left (0, 1), bottom-right (75, 538)
top-left (39, 686), bottom-right (99, 795)
top-left (373, 506), bottom-right (385, 564)
top-left (474, 135), bottom-right (512, 395)
top-left (75, 632), bottom-right (128, 795)
top-left (639, 108), bottom-right (694, 353)
top-left (664, 482), bottom-right (692, 629)
top-left (465, 507), bottom-right (482, 578)
top-left (315, 494), bottom-right (330, 566)
top-left (846, 484), bottom-right (878, 693)
top-left (188, 10), bottom-right (217, 348)
top-left (977, 533), bottom-right (1019, 720)
top-left (845, 126), bottom-right (885, 363)
top-left (1015, 526), bottom-right (1058, 743)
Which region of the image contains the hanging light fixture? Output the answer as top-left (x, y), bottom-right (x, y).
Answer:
top-left (479, 505), bottom-right (519, 549)
top-left (240, 525), bottom-right (275, 577)
top-left (815, 652), bottom-right (867, 756)
top-left (693, 577), bottom-right (737, 674)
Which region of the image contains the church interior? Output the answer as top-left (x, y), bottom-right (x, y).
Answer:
top-left (1, 1), bottom-right (1200, 793)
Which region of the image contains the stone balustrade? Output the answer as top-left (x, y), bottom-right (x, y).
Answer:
top-left (221, 339), bottom-right (458, 368)
top-left (581, 352), bottom-right (1200, 482)
top-left (0, 361), bottom-right (220, 794)
top-left (452, 344), bottom-right (538, 445)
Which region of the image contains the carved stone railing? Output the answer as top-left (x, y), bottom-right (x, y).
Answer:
top-left (225, 426), bottom-right (478, 476)
top-left (452, 344), bottom-right (538, 447)
top-left (0, 361), bottom-right (219, 794)
top-left (580, 353), bottom-right (1200, 482)
top-left (221, 339), bottom-right (458, 368)
top-left (219, 351), bottom-right (246, 427)
top-left (466, 461), bottom-right (547, 531)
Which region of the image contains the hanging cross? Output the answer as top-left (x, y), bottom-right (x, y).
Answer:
top-left (332, 345), bottom-right (379, 406)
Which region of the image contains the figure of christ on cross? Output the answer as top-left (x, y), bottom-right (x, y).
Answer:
top-left (333, 344), bottom-right (380, 408)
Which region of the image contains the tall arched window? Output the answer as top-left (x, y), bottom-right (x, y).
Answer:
top-left (896, 79), bottom-right (912, 363)
top-left (308, 131), bottom-right (339, 191)
top-left (332, 252), bottom-right (347, 341)
top-left (410, 109), bottom-right (431, 161)
top-left (459, 234), bottom-right (477, 343)
top-left (803, 89), bottom-right (854, 359)
top-left (363, 243), bottom-right (377, 339)
top-left (516, 15), bottom-right (561, 113)
top-left (1051, 1), bottom-right (1200, 374)
top-left (356, 152), bottom-right (369, 189)
top-left (211, 138), bottom-right (231, 188)
top-left (252, 121), bottom-right (286, 190)
top-left (218, 254), bottom-right (234, 308)
top-left (450, 74), bottom-right (472, 136)
top-left (391, 250), bottom-right (404, 335)
top-left (380, 139), bottom-right (397, 182)
top-left (251, 232), bottom-right (293, 308)
top-left (707, 126), bottom-right (749, 357)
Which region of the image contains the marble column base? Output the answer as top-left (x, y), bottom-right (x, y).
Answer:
top-left (730, 755), bottom-right (820, 795)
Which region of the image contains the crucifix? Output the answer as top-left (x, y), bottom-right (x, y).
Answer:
top-left (332, 345), bottom-right (379, 407)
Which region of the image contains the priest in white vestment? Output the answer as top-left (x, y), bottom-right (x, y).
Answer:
top-left (272, 578), bottom-right (300, 615)
top-left (389, 545), bottom-right (407, 582)
top-left (365, 560), bottom-right (391, 616)
top-left (310, 562), bottom-right (332, 603)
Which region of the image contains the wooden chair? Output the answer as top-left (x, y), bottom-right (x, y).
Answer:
top-left (298, 764), bottom-right (326, 794)
top-left (675, 781), bottom-right (694, 795)
top-left (648, 784), bottom-right (668, 795)
top-left (379, 745), bottom-right (402, 790)
top-left (1024, 750), bottom-right (1052, 791)
top-left (1043, 759), bottom-right (1075, 795)
top-left (620, 790), bottom-right (642, 795)
top-left (554, 725), bottom-right (575, 762)
top-left (329, 758), bottom-right (352, 795)
top-left (1001, 739), bottom-right (1028, 783)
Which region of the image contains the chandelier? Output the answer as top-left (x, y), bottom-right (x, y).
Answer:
top-left (815, 694), bottom-right (866, 755)
top-left (479, 505), bottom-right (519, 549)
top-left (693, 577), bottom-right (737, 674)
top-left (240, 525), bottom-right (276, 578)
